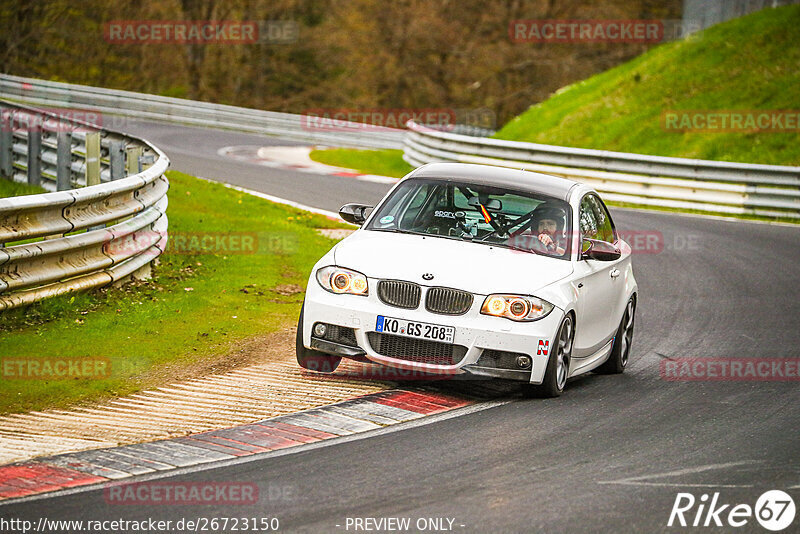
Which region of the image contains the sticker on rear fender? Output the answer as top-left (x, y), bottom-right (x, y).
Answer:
top-left (376, 316), bottom-right (455, 343)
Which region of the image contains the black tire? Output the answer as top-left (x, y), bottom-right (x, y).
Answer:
top-left (296, 305), bottom-right (341, 373)
top-left (596, 296), bottom-right (635, 374)
top-left (525, 314), bottom-right (574, 398)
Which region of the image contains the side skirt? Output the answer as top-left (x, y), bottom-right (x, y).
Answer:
top-left (568, 338), bottom-right (614, 378)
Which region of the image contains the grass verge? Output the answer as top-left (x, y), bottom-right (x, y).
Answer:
top-left (0, 179), bottom-right (47, 198)
top-left (309, 148), bottom-right (413, 178)
top-left (0, 170), bottom-right (350, 415)
top-left (494, 5), bottom-right (800, 166)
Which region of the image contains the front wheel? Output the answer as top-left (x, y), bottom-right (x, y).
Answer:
top-left (525, 314), bottom-right (574, 398)
top-left (596, 296), bottom-right (635, 374)
top-left (296, 305), bottom-right (341, 373)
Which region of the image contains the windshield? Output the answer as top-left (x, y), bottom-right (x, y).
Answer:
top-left (365, 178), bottom-right (572, 260)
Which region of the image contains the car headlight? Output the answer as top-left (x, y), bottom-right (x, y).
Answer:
top-left (316, 266), bottom-right (369, 296)
top-left (480, 294), bottom-right (554, 321)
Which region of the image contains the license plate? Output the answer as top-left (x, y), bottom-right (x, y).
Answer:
top-left (375, 316), bottom-right (455, 343)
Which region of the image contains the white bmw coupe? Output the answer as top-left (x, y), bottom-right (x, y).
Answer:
top-left (297, 163), bottom-right (637, 396)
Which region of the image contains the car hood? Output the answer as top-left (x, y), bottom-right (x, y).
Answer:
top-left (333, 230), bottom-right (573, 295)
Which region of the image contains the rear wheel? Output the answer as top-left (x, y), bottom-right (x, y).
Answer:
top-left (526, 314), bottom-right (573, 398)
top-left (596, 296), bottom-right (635, 374)
top-left (296, 305), bottom-right (341, 373)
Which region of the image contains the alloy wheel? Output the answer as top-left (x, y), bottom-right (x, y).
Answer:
top-left (620, 299), bottom-right (635, 367)
top-left (556, 316), bottom-right (573, 390)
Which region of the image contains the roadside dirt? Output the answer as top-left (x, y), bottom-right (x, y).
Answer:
top-left (141, 326), bottom-right (301, 386)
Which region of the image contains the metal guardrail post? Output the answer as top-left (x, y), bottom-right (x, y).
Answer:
top-left (0, 100), bottom-right (171, 310)
top-left (56, 131), bottom-right (72, 190)
top-left (0, 109), bottom-right (11, 179)
top-left (110, 141), bottom-right (125, 180)
top-left (85, 131), bottom-right (104, 230)
top-left (85, 132), bottom-right (101, 186)
top-left (126, 146), bottom-right (143, 175)
top-left (27, 129), bottom-right (42, 186)
top-left (139, 154), bottom-right (155, 171)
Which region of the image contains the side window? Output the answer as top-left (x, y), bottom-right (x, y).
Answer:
top-left (589, 196), bottom-right (616, 243)
top-left (580, 194), bottom-right (616, 248)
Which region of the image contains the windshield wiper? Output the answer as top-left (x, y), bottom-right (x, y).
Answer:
top-left (381, 227), bottom-right (450, 239)
top-left (390, 228), bottom-right (426, 236)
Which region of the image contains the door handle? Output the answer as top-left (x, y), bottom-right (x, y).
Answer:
top-left (610, 268), bottom-right (620, 279)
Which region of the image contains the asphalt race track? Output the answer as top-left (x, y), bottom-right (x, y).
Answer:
top-left (123, 120), bottom-right (390, 210)
top-left (3, 122), bottom-right (799, 533)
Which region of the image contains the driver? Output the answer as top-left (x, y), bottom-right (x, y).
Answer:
top-left (530, 204), bottom-right (566, 255)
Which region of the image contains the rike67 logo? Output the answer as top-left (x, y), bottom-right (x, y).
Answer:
top-left (668, 490), bottom-right (796, 531)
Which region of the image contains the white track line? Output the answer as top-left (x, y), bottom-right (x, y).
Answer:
top-left (598, 461), bottom-right (759, 488)
top-left (196, 175), bottom-right (347, 222)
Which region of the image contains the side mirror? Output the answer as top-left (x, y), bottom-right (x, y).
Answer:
top-left (581, 238), bottom-right (621, 261)
top-left (339, 203), bottom-right (373, 226)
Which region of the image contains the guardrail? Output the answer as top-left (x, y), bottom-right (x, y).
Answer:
top-left (4, 74), bottom-right (797, 220)
top-left (0, 101), bottom-right (169, 311)
top-left (404, 122), bottom-right (800, 219)
top-left (0, 74), bottom-right (405, 150)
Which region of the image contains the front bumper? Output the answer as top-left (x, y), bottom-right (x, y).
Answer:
top-left (302, 277), bottom-right (564, 384)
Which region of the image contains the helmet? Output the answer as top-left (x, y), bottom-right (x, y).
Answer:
top-left (531, 203), bottom-right (566, 232)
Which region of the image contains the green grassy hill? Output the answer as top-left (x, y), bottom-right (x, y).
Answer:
top-left (495, 5), bottom-right (800, 166)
